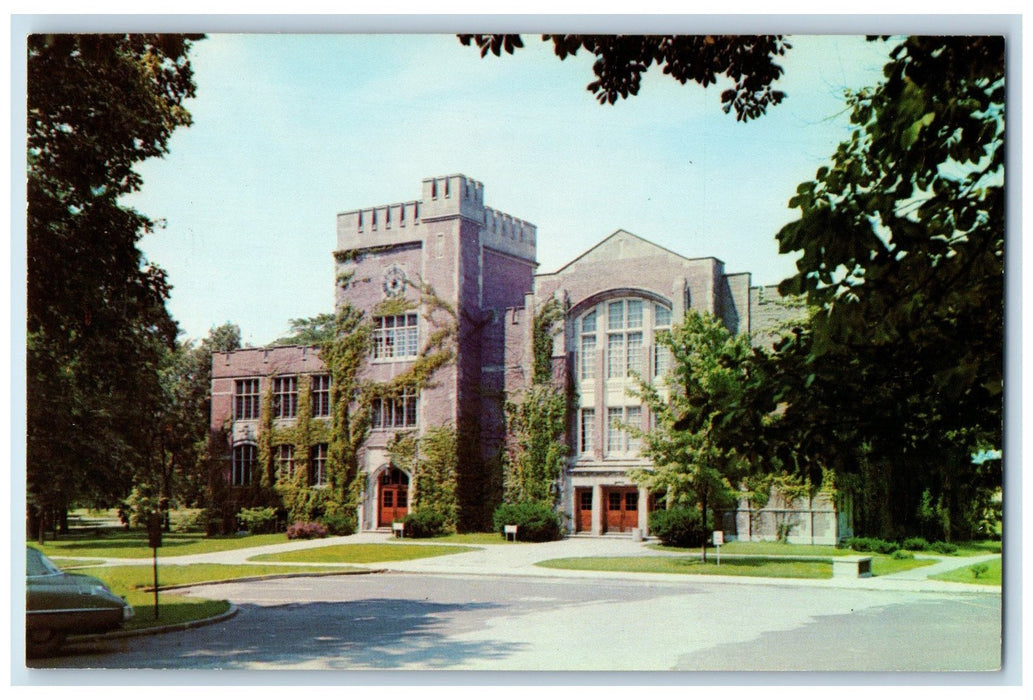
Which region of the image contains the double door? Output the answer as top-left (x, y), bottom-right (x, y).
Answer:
top-left (378, 468), bottom-right (409, 526)
top-left (604, 487), bottom-right (639, 533)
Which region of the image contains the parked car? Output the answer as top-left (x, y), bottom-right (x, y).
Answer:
top-left (25, 546), bottom-right (134, 656)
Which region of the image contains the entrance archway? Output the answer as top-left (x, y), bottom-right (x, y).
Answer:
top-left (377, 467), bottom-right (409, 527)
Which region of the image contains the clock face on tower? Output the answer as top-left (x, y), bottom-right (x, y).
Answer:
top-left (382, 265), bottom-right (407, 298)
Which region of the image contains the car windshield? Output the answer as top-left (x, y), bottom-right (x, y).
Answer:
top-left (26, 547), bottom-right (63, 576)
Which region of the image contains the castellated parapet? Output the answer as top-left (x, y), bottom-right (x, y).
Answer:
top-left (335, 174), bottom-right (536, 263)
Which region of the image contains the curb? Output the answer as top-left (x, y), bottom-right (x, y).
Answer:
top-left (66, 569), bottom-right (386, 644)
top-left (142, 567), bottom-right (386, 592)
top-left (69, 604), bottom-right (240, 644)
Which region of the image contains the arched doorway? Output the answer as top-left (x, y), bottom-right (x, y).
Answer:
top-left (377, 467), bottom-right (409, 527)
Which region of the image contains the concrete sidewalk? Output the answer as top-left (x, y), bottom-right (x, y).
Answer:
top-left (80, 531), bottom-right (1001, 595)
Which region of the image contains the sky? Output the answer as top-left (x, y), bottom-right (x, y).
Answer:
top-left (118, 32), bottom-right (900, 347)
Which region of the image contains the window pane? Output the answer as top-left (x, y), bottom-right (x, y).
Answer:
top-left (655, 304), bottom-right (671, 327)
top-left (581, 310), bottom-right (597, 334)
top-left (607, 335), bottom-right (625, 378)
top-left (580, 335), bottom-right (596, 380)
top-left (626, 407), bottom-right (642, 453)
top-left (626, 300), bottom-right (643, 328)
top-left (607, 407), bottom-right (623, 452)
top-left (608, 301), bottom-right (624, 330)
top-left (654, 345), bottom-right (670, 377)
top-left (580, 408), bottom-right (595, 453)
top-left (627, 333), bottom-right (643, 375)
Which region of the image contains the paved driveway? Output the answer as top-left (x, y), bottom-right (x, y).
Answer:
top-left (26, 571), bottom-right (1001, 673)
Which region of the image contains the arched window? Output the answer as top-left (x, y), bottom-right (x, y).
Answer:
top-left (574, 295), bottom-right (673, 385)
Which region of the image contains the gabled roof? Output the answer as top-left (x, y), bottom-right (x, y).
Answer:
top-left (543, 229), bottom-right (723, 276)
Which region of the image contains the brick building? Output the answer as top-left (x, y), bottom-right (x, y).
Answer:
top-left (210, 174), bottom-right (847, 541)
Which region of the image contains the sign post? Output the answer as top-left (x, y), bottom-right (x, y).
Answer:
top-left (712, 530), bottom-right (724, 567)
top-left (147, 512), bottom-right (163, 620)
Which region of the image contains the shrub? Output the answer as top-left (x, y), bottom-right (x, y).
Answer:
top-left (319, 512), bottom-right (355, 536)
top-left (892, 550), bottom-right (915, 560)
top-left (170, 509), bottom-right (204, 533)
top-left (847, 537), bottom-right (898, 554)
top-left (930, 540), bottom-right (959, 555)
top-left (403, 509), bottom-right (448, 538)
top-left (648, 507), bottom-right (705, 548)
top-left (492, 502), bottom-right (562, 542)
top-left (901, 536), bottom-right (930, 551)
top-left (286, 521), bottom-right (328, 540)
top-left (237, 506), bottom-right (278, 534)
top-left (970, 563), bottom-right (989, 579)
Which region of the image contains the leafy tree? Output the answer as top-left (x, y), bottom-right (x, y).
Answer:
top-left (629, 311), bottom-right (752, 561)
top-left (458, 34), bottom-right (790, 121)
top-left (27, 34), bottom-right (203, 541)
top-left (271, 313), bottom-right (337, 346)
top-left (152, 324), bottom-right (243, 519)
top-left (772, 36), bottom-right (1004, 539)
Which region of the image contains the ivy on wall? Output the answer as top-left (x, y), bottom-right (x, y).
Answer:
top-left (224, 272), bottom-right (462, 531)
top-left (412, 424), bottom-right (459, 528)
top-left (502, 296), bottom-right (571, 507)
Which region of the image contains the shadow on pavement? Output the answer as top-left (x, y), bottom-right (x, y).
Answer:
top-left (32, 598), bottom-right (521, 670)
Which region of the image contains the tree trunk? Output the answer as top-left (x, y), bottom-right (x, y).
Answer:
top-left (700, 488), bottom-right (708, 564)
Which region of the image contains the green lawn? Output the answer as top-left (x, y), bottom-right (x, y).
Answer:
top-left (651, 541), bottom-right (856, 557)
top-left (32, 532), bottom-right (287, 559)
top-left (424, 532), bottom-right (527, 545)
top-left (537, 555), bottom-right (833, 579)
top-left (870, 556), bottom-right (936, 576)
top-left (250, 543), bottom-right (476, 564)
top-left (934, 542), bottom-right (1003, 557)
top-left (929, 558), bottom-right (1002, 586)
top-left (538, 551), bottom-right (935, 579)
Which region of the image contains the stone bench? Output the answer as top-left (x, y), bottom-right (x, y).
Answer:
top-left (833, 556), bottom-right (873, 578)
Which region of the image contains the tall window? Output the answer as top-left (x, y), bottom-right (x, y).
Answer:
top-left (311, 374), bottom-right (331, 417)
top-left (579, 408), bottom-right (595, 454)
top-left (275, 444), bottom-right (295, 481)
top-left (234, 379), bottom-right (260, 420)
top-left (607, 299), bottom-right (644, 378)
top-left (310, 444), bottom-right (328, 487)
top-left (373, 314), bottom-right (419, 360)
top-left (232, 444), bottom-right (256, 486)
top-left (607, 406), bottom-right (642, 455)
top-left (654, 303), bottom-right (672, 378)
top-left (579, 311), bottom-right (597, 380)
top-left (272, 376), bottom-right (298, 419)
top-left (371, 389), bottom-right (419, 430)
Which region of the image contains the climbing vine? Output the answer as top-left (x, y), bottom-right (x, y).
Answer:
top-left (415, 424), bottom-right (460, 527)
top-left (502, 297), bottom-right (571, 507)
top-left (228, 270), bottom-right (462, 531)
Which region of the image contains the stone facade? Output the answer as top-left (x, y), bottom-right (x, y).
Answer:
top-left (210, 174), bottom-right (846, 541)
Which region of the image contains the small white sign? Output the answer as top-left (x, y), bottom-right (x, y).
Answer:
top-left (712, 530), bottom-right (724, 546)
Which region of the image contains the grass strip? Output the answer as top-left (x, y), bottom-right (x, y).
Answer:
top-left (929, 558), bottom-right (1002, 586)
top-left (536, 556), bottom-right (833, 579)
top-left (32, 533), bottom-right (287, 559)
top-left (250, 543), bottom-right (476, 564)
top-left (422, 532), bottom-right (527, 545)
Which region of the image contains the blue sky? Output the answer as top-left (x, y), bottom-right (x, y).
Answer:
top-left (122, 33), bottom-right (897, 347)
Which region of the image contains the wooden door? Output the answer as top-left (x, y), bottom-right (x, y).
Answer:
top-left (604, 488), bottom-right (638, 533)
top-left (377, 468), bottom-right (409, 526)
top-left (576, 489), bottom-right (593, 532)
